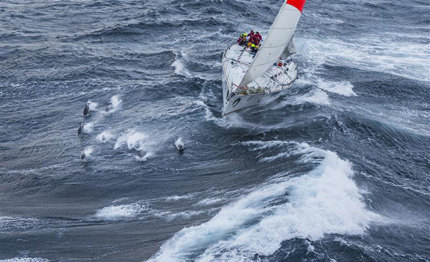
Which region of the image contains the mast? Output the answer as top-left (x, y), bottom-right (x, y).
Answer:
top-left (239, 0), bottom-right (306, 87)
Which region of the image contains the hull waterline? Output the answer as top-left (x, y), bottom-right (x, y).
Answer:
top-left (222, 78), bottom-right (264, 116)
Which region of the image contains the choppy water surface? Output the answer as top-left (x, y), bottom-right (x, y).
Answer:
top-left (0, 0), bottom-right (429, 261)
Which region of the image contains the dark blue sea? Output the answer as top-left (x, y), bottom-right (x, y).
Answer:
top-left (1, 0), bottom-right (429, 261)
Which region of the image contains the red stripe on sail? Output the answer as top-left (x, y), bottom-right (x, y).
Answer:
top-left (286, 0), bottom-right (306, 12)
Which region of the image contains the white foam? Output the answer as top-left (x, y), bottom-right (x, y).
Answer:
top-left (0, 216), bottom-right (40, 232)
top-left (165, 193), bottom-right (197, 202)
top-left (305, 240), bottom-right (315, 254)
top-left (83, 146), bottom-right (94, 158)
top-left (240, 140), bottom-right (293, 151)
top-left (135, 152), bottom-right (153, 162)
top-left (240, 140), bottom-right (305, 162)
top-left (172, 59), bottom-right (191, 77)
top-left (194, 100), bottom-right (232, 128)
top-left (94, 203), bottom-right (146, 220)
top-left (82, 122), bottom-right (94, 133)
top-left (104, 95), bottom-right (122, 114)
top-left (110, 95), bottom-right (122, 108)
top-left (155, 210), bottom-right (208, 221)
top-left (149, 145), bottom-right (379, 262)
top-left (301, 36), bottom-right (430, 82)
top-left (114, 130), bottom-right (147, 151)
top-left (172, 52), bottom-right (192, 78)
top-left (0, 259), bottom-right (49, 262)
top-left (96, 131), bottom-right (113, 143)
top-left (261, 151), bottom-right (293, 162)
top-left (296, 76), bottom-right (356, 97)
top-left (195, 198), bottom-right (224, 207)
top-left (292, 89), bottom-right (330, 106)
top-left (88, 101), bottom-right (98, 111)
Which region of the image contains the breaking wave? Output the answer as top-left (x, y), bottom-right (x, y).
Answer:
top-left (149, 143), bottom-right (379, 261)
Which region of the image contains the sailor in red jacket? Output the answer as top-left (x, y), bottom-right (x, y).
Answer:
top-left (247, 30), bottom-right (255, 43)
top-left (253, 31), bottom-right (262, 45)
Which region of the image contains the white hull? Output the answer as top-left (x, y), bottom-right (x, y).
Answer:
top-left (222, 74), bottom-right (264, 115)
top-left (222, 44), bottom-right (297, 116)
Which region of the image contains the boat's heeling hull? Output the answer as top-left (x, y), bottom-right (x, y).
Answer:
top-left (221, 44), bottom-right (297, 116)
top-left (222, 76), bottom-right (264, 115)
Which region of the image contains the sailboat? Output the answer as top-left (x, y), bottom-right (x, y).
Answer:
top-left (222, 0), bottom-right (306, 115)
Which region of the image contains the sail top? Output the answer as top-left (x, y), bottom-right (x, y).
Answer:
top-left (286, 0), bottom-right (306, 13)
top-left (239, 0), bottom-right (306, 87)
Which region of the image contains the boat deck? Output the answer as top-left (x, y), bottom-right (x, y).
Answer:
top-left (222, 44), bottom-right (298, 96)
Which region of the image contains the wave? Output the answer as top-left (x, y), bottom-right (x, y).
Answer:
top-left (300, 36), bottom-right (430, 82)
top-left (297, 77), bottom-right (357, 97)
top-left (94, 203), bottom-right (147, 221)
top-left (0, 258), bottom-right (49, 262)
top-left (114, 130), bottom-right (147, 151)
top-left (165, 193), bottom-right (198, 202)
top-left (151, 210), bottom-right (211, 222)
top-left (148, 143), bottom-right (379, 261)
top-left (103, 94), bottom-right (122, 115)
top-left (0, 216), bottom-right (44, 233)
top-left (171, 52), bottom-right (192, 78)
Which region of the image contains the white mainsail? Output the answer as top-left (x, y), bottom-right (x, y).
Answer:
top-left (239, 0), bottom-right (306, 87)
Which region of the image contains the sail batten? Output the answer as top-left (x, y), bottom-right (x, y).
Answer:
top-left (239, 0), bottom-right (306, 87)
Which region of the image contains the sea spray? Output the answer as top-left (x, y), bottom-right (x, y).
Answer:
top-left (149, 144), bottom-right (379, 262)
top-left (114, 130), bottom-right (147, 151)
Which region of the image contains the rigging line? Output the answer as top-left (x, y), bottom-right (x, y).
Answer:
top-left (222, 1), bottom-right (252, 46)
top-left (225, 58), bottom-right (251, 66)
top-left (268, 0), bottom-right (284, 17)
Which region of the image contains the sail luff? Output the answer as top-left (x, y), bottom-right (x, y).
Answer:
top-left (239, 0), bottom-right (306, 87)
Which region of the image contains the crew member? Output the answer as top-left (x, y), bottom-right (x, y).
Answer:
top-left (237, 33), bottom-right (247, 46)
top-left (248, 30), bottom-right (255, 43)
top-left (250, 44), bottom-right (259, 57)
top-left (253, 31), bottom-right (262, 45)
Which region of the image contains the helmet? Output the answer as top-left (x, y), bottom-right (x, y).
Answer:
top-left (251, 44), bottom-right (256, 48)
top-left (244, 33), bottom-right (247, 37)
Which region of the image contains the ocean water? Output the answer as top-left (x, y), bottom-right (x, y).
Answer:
top-left (0, 0), bottom-right (429, 261)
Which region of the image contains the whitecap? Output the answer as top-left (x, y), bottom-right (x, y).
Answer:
top-left (315, 79), bottom-right (356, 97)
top-left (300, 36), bottom-right (430, 82)
top-left (104, 95), bottom-right (122, 114)
top-left (135, 152), bottom-right (153, 162)
top-left (172, 52), bottom-right (192, 77)
top-left (114, 130), bottom-right (147, 151)
top-left (165, 193), bottom-right (197, 202)
top-left (82, 122), bottom-right (94, 134)
top-left (94, 203), bottom-right (147, 221)
top-left (88, 101), bottom-right (98, 111)
top-left (293, 89), bottom-right (330, 106)
top-left (148, 145), bottom-right (380, 262)
top-left (0, 258), bottom-right (49, 262)
top-left (83, 146), bottom-right (93, 157)
top-left (195, 198), bottom-right (224, 207)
